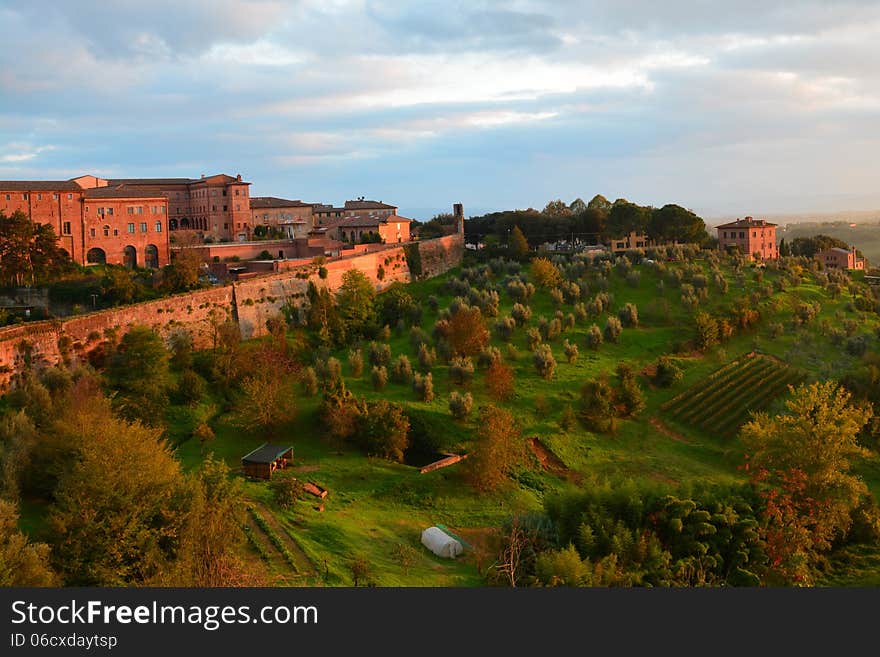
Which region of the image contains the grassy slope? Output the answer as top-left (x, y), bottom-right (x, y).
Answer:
top-left (22, 253), bottom-right (878, 586)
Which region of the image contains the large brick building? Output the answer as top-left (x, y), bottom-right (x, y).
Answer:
top-left (250, 197), bottom-right (314, 239)
top-left (817, 246), bottom-right (865, 270)
top-left (716, 217), bottom-right (778, 260)
top-left (314, 199), bottom-right (398, 226)
top-left (1, 178), bottom-right (170, 268)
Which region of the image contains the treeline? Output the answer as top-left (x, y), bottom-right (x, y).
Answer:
top-left (464, 195), bottom-right (710, 249)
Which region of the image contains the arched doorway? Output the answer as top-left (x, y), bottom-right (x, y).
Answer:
top-left (123, 245), bottom-right (137, 269)
top-left (86, 248), bottom-right (106, 265)
top-left (180, 218), bottom-right (191, 229)
top-left (169, 218), bottom-right (178, 230)
top-left (144, 244), bottom-right (159, 269)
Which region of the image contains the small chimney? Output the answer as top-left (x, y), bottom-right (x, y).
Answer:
top-left (236, 174), bottom-right (242, 181)
top-left (201, 174), bottom-right (206, 179)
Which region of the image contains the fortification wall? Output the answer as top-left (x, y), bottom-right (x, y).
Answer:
top-left (0, 234), bottom-right (463, 388)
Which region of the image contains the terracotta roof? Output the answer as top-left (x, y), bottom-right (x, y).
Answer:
top-left (344, 199), bottom-right (397, 210)
top-left (0, 180), bottom-right (81, 191)
top-left (250, 196), bottom-right (313, 209)
top-left (716, 217), bottom-right (777, 229)
top-left (822, 247), bottom-right (853, 256)
top-left (107, 177), bottom-right (196, 186)
top-left (83, 186), bottom-right (167, 199)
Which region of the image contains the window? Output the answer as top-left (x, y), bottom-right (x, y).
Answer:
top-left (37, 193), bottom-right (42, 201)
top-left (53, 193), bottom-right (59, 200)
top-left (739, 231), bottom-right (745, 239)
top-left (4, 194), bottom-right (9, 200)
top-left (127, 207), bottom-right (134, 215)
top-left (161, 207), bottom-right (166, 214)
top-left (236, 204), bottom-right (241, 211)
top-left (107, 207), bottom-right (113, 216)
top-left (140, 222), bottom-right (147, 233)
top-left (103, 225), bottom-right (110, 237)
top-left (22, 193), bottom-right (28, 200)
top-left (235, 190), bottom-right (240, 196)
top-left (723, 231), bottom-right (727, 238)
top-left (90, 228), bottom-right (96, 238)
top-left (136, 206), bottom-right (143, 215)
top-left (67, 194), bottom-right (73, 200)
top-left (97, 207), bottom-right (104, 216)
top-left (753, 231), bottom-right (757, 237)
top-left (128, 223), bottom-right (135, 234)
top-left (222, 190), bottom-right (227, 196)
top-left (212, 205), bottom-right (217, 212)
top-left (113, 229), bottom-right (119, 236)
top-left (62, 222), bottom-right (71, 235)
top-left (155, 221), bottom-right (162, 232)
top-left (223, 205), bottom-right (227, 212)
top-left (151, 206), bottom-right (157, 214)
top-left (223, 223), bottom-right (228, 230)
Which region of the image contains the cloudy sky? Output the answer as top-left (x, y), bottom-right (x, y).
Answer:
top-left (1, 1), bottom-right (879, 220)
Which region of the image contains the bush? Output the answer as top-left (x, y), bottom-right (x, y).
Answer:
top-left (391, 354), bottom-right (413, 384)
top-left (176, 369), bottom-right (205, 406)
top-left (563, 339), bottom-right (579, 364)
top-left (377, 325), bottom-right (392, 341)
top-left (449, 357), bottom-right (475, 385)
top-left (549, 287), bottom-right (564, 306)
top-left (369, 341), bottom-right (391, 367)
top-left (511, 303), bottom-right (532, 326)
top-left (409, 327), bottom-right (430, 352)
top-left (477, 346), bottom-right (503, 369)
top-left (526, 327), bottom-right (543, 351)
top-left (533, 344), bottom-right (557, 380)
top-left (618, 303), bottom-right (639, 328)
top-left (427, 295), bottom-right (439, 312)
top-left (544, 318), bottom-right (562, 342)
top-left (587, 324), bottom-right (603, 349)
top-left (449, 391), bottom-right (474, 420)
top-left (371, 365), bottom-right (388, 390)
top-left (769, 322), bottom-right (784, 339)
top-left (653, 356), bottom-right (683, 387)
top-left (486, 359), bottom-right (515, 401)
top-left (574, 303), bottom-right (587, 323)
top-left (301, 367), bottom-right (319, 396)
top-left (417, 343), bottom-right (436, 370)
top-left (558, 405), bottom-right (577, 432)
top-left (494, 316), bottom-right (517, 341)
top-left (348, 348), bottom-right (364, 378)
top-left (604, 316), bottom-right (623, 343)
top-left (271, 475), bottom-right (305, 510)
top-left (316, 356), bottom-right (343, 390)
top-left (564, 313), bottom-right (576, 330)
top-left (412, 373), bottom-right (435, 402)
top-left (846, 335), bottom-right (869, 357)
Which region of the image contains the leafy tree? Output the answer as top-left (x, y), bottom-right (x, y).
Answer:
top-left (353, 400), bottom-right (410, 462)
top-left (0, 499), bottom-right (56, 585)
top-left (648, 204), bottom-right (708, 245)
top-left (533, 344), bottom-right (557, 380)
top-left (271, 474), bottom-right (305, 510)
top-left (449, 391), bottom-right (474, 420)
top-left (235, 372), bottom-right (296, 436)
top-left (580, 375), bottom-right (617, 433)
top-left (161, 248), bottom-right (203, 292)
top-left (616, 363), bottom-right (645, 417)
top-left (0, 210), bottom-right (71, 286)
top-left (654, 356), bottom-right (683, 387)
top-left (543, 199), bottom-right (572, 217)
top-left (447, 305), bottom-right (489, 357)
top-left (535, 544), bottom-right (589, 586)
top-left (336, 270), bottom-right (376, 339)
top-left (306, 282), bottom-right (345, 346)
top-left (693, 312), bottom-right (719, 351)
top-left (741, 381), bottom-right (873, 583)
top-left (604, 316), bottom-right (623, 343)
top-left (486, 359), bottom-right (515, 401)
top-left (531, 258), bottom-right (563, 288)
top-left (509, 226), bottom-right (529, 258)
top-left (465, 405), bottom-right (525, 492)
top-left (106, 325), bottom-right (170, 426)
top-left (607, 200), bottom-right (651, 237)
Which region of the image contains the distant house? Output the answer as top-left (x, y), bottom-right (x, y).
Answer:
top-left (817, 246), bottom-right (865, 270)
top-left (716, 217), bottom-right (778, 260)
top-left (250, 197), bottom-right (314, 239)
top-left (241, 443), bottom-right (293, 480)
top-left (610, 231), bottom-right (652, 254)
top-left (325, 213), bottom-right (412, 244)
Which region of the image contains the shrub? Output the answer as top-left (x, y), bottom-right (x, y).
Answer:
top-left (369, 341), bottom-right (391, 367)
top-left (301, 367), bottom-right (319, 396)
top-left (604, 316), bottom-right (623, 343)
top-left (494, 316), bottom-right (517, 341)
top-left (391, 354), bottom-right (413, 384)
top-left (377, 325), bottom-right (392, 341)
top-left (564, 313), bottom-right (576, 330)
top-left (563, 339), bottom-right (579, 364)
top-left (580, 375), bottom-right (616, 433)
top-left (653, 356), bottom-right (683, 388)
top-left (427, 295), bottom-right (439, 312)
top-left (449, 356), bottom-right (475, 385)
top-left (587, 324), bottom-right (603, 349)
top-left (316, 356), bottom-right (343, 390)
top-left (505, 343), bottom-right (519, 361)
top-left (531, 258), bottom-right (563, 287)
top-left (412, 372), bottom-right (435, 402)
top-left (176, 369), bottom-right (205, 406)
top-left (846, 335), bottom-right (869, 357)
top-left (271, 475), bottom-right (305, 510)
top-left (348, 348), bottom-right (364, 378)
top-left (371, 365), bottom-right (388, 390)
top-left (549, 287), bottom-right (564, 306)
top-left (573, 302), bottom-right (587, 323)
top-left (318, 266), bottom-right (328, 279)
top-left (618, 303), bottom-right (639, 328)
top-left (477, 346), bottom-right (503, 369)
top-left (449, 391), bottom-right (474, 420)
top-left (511, 303), bottom-right (532, 326)
top-left (626, 271), bottom-right (641, 288)
top-left (526, 327), bottom-right (543, 351)
top-left (417, 343), bottom-right (436, 370)
top-left (694, 312), bottom-right (719, 350)
top-left (616, 363), bottom-right (645, 416)
top-left (533, 344), bottom-right (557, 380)
top-left (769, 322), bottom-right (784, 339)
top-left (559, 405), bottom-right (577, 432)
top-left (534, 394), bottom-right (551, 418)
top-left (544, 318), bottom-right (562, 341)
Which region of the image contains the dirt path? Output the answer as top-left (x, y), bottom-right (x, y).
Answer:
top-left (649, 417), bottom-right (692, 444)
top-left (252, 502), bottom-right (317, 578)
top-left (244, 514), bottom-right (298, 585)
top-left (528, 437), bottom-right (583, 484)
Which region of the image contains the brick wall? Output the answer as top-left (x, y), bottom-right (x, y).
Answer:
top-left (0, 234), bottom-right (463, 388)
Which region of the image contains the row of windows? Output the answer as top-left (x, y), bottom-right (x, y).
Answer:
top-left (5, 193), bottom-right (75, 201)
top-left (721, 230), bottom-right (771, 239)
top-left (88, 222), bottom-right (163, 238)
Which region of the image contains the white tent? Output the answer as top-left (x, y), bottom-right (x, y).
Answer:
top-left (420, 526), bottom-right (463, 559)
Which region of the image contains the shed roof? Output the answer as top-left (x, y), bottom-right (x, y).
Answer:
top-left (241, 443), bottom-right (293, 464)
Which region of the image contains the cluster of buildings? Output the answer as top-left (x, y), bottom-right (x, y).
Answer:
top-left (715, 216), bottom-right (866, 270)
top-left (0, 172), bottom-right (413, 268)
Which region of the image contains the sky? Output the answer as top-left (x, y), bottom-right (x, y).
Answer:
top-left (1, 1), bottom-right (879, 221)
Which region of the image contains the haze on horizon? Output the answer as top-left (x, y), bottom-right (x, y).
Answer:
top-left (1, 1), bottom-right (879, 221)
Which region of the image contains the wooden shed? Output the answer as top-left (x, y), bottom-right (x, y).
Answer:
top-left (241, 443), bottom-right (293, 480)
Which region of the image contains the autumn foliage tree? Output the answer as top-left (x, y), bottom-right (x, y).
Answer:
top-left (740, 381), bottom-right (873, 584)
top-left (465, 405), bottom-right (525, 492)
top-left (485, 359), bottom-right (515, 401)
top-left (447, 305), bottom-right (490, 357)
